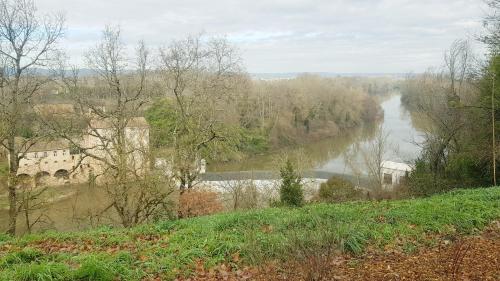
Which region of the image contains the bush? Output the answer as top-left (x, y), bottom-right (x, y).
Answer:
top-left (178, 189), bottom-right (224, 218)
top-left (237, 128), bottom-right (269, 154)
top-left (407, 160), bottom-right (454, 197)
top-left (279, 160), bottom-right (304, 207)
top-left (144, 98), bottom-right (179, 148)
top-left (318, 176), bottom-right (362, 202)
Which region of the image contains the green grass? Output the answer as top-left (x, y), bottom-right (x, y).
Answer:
top-left (0, 187), bottom-right (499, 280)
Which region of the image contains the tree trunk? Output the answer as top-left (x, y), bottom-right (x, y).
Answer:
top-left (7, 136), bottom-right (18, 236)
top-left (7, 179), bottom-right (17, 236)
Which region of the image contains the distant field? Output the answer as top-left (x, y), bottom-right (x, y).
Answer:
top-left (0, 187), bottom-right (499, 280)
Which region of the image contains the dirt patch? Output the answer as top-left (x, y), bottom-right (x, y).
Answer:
top-left (178, 222), bottom-right (500, 281)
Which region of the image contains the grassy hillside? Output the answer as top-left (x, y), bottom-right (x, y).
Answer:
top-left (0, 187), bottom-right (499, 280)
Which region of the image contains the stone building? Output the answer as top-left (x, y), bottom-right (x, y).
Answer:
top-left (82, 117), bottom-right (150, 181)
top-left (13, 138), bottom-right (87, 186)
top-left (11, 116), bottom-right (150, 187)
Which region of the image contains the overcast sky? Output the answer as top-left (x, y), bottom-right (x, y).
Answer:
top-left (37, 0), bottom-right (488, 73)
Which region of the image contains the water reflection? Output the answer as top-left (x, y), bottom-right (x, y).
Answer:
top-left (210, 94), bottom-right (424, 174)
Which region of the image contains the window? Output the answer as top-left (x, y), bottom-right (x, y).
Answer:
top-left (62, 150), bottom-right (67, 156)
top-left (34, 152), bottom-right (38, 158)
top-left (53, 151), bottom-right (57, 157)
top-left (43, 152), bottom-right (47, 158)
top-left (383, 173), bottom-right (392, 185)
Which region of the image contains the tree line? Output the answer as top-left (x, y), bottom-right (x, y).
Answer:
top-left (400, 0), bottom-right (500, 195)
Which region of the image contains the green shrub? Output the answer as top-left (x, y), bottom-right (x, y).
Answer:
top-left (237, 128), bottom-right (269, 154)
top-left (279, 160), bottom-right (303, 207)
top-left (318, 176), bottom-right (362, 202)
top-left (407, 160), bottom-right (454, 196)
top-left (144, 98), bottom-right (179, 148)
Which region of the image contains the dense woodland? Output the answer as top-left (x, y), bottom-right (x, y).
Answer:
top-left (400, 0), bottom-right (500, 195)
top-left (146, 75), bottom-right (385, 159)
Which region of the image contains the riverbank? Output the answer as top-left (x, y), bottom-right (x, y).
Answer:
top-left (210, 94), bottom-right (423, 174)
top-left (1, 187), bottom-right (498, 280)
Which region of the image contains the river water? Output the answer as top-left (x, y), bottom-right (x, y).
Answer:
top-left (210, 94), bottom-right (424, 175)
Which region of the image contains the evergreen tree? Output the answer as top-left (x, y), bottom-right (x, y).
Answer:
top-left (279, 159), bottom-right (304, 206)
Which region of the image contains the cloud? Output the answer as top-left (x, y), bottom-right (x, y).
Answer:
top-left (36, 0), bottom-right (488, 73)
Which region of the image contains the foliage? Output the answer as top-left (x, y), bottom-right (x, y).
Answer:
top-left (401, 48), bottom-right (499, 194)
top-left (400, 5), bottom-right (500, 195)
top-left (146, 75), bottom-right (383, 161)
top-left (0, 187), bottom-right (498, 280)
top-left (178, 189), bottom-right (224, 218)
top-left (11, 262), bottom-right (69, 281)
top-left (236, 128), bottom-right (269, 154)
top-left (246, 75), bottom-right (383, 149)
top-left (279, 159), bottom-right (304, 207)
top-left (145, 98), bottom-right (179, 148)
top-left (318, 176), bottom-right (363, 202)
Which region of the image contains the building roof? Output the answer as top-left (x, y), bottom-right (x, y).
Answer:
top-left (381, 161), bottom-right (414, 172)
top-left (89, 117), bottom-right (149, 129)
top-left (34, 104), bottom-right (75, 116)
top-left (13, 137), bottom-right (70, 153)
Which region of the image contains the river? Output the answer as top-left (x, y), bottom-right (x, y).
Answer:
top-left (209, 94), bottom-right (424, 175)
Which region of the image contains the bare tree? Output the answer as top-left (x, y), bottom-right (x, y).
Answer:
top-left (0, 0), bottom-right (64, 235)
top-left (218, 177), bottom-right (259, 210)
top-left (482, 0), bottom-right (500, 53)
top-left (158, 35), bottom-right (244, 193)
top-left (342, 143), bottom-right (363, 187)
top-left (407, 41), bottom-right (477, 178)
top-left (50, 27), bottom-right (176, 228)
top-left (17, 182), bottom-right (53, 234)
top-left (444, 40), bottom-right (473, 102)
top-left (362, 126), bottom-right (390, 190)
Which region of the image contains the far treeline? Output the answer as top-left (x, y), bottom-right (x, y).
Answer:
top-left (145, 74), bottom-right (387, 158)
top-left (400, 0), bottom-right (500, 196)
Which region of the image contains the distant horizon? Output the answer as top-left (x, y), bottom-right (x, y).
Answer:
top-left (34, 0), bottom-right (487, 74)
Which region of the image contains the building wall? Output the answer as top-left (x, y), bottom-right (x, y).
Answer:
top-left (16, 148), bottom-right (89, 186)
top-left (84, 126), bottom-right (150, 182)
top-left (18, 148), bottom-right (71, 175)
top-left (381, 167), bottom-right (408, 189)
top-left (15, 126), bottom-right (150, 187)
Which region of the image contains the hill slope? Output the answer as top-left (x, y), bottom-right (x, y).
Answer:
top-left (0, 187), bottom-right (499, 280)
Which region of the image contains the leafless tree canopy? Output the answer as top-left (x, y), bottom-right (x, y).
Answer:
top-left (158, 35), bottom-right (245, 192)
top-left (0, 0), bottom-right (64, 235)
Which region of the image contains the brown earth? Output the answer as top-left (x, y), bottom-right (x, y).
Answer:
top-left (175, 222), bottom-right (500, 281)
